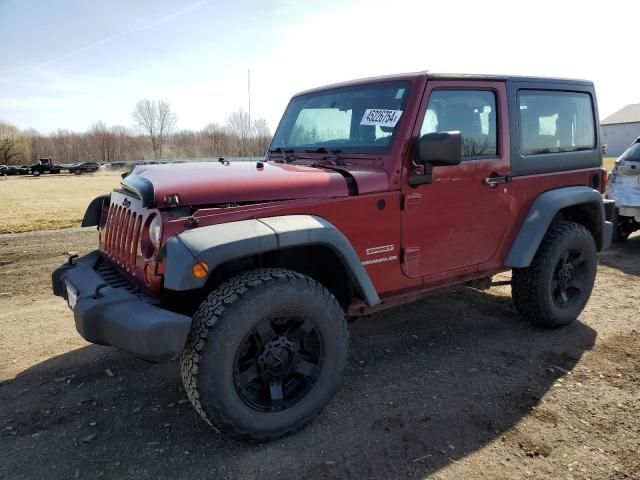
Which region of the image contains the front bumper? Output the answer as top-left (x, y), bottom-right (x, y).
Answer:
top-left (52, 251), bottom-right (191, 362)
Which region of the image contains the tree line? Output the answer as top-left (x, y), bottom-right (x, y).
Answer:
top-left (0, 99), bottom-right (272, 165)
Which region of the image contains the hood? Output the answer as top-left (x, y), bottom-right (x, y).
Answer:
top-left (121, 161), bottom-right (389, 208)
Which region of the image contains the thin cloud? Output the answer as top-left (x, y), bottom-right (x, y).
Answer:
top-left (2, 0), bottom-right (206, 81)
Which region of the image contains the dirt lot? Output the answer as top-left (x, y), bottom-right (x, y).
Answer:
top-left (0, 228), bottom-right (639, 480)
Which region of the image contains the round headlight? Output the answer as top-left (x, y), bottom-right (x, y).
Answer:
top-left (141, 214), bottom-right (163, 260)
top-left (148, 214), bottom-right (162, 249)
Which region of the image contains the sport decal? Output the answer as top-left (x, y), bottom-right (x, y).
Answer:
top-left (366, 245), bottom-right (395, 256)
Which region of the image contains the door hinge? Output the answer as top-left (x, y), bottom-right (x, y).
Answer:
top-left (401, 247), bottom-right (421, 277)
top-left (401, 192), bottom-right (422, 210)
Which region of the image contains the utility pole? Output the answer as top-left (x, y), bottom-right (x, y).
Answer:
top-left (248, 68), bottom-right (251, 128)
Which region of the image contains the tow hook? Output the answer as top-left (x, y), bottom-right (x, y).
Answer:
top-left (94, 284), bottom-right (108, 298)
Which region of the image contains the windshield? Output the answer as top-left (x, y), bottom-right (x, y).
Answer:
top-left (270, 81), bottom-right (411, 154)
top-left (620, 142), bottom-right (640, 161)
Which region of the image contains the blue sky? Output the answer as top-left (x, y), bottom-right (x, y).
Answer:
top-left (1, 0), bottom-right (639, 133)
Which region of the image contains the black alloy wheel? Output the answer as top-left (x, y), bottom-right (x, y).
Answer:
top-left (512, 221), bottom-right (597, 328)
top-left (234, 314), bottom-right (324, 413)
top-left (551, 248), bottom-right (589, 308)
top-left (180, 268), bottom-right (349, 442)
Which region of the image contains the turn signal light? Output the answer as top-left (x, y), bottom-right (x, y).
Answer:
top-left (144, 264), bottom-right (154, 285)
top-left (192, 262), bottom-right (209, 278)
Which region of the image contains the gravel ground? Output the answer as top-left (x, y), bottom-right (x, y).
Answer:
top-left (0, 228), bottom-right (638, 479)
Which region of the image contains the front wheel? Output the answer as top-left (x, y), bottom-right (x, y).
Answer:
top-left (180, 268), bottom-right (349, 442)
top-left (512, 221), bottom-right (597, 328)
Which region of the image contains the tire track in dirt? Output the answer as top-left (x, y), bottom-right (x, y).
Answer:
top-left (0, 229), bottom-right (638, 479)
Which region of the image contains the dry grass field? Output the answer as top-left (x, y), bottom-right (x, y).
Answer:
top-left (603, 157), bottom-right (616, 171)
top-left (0, 172), bottom-right (121, 234)
top-left (0, 159), bottom-right (619, 235)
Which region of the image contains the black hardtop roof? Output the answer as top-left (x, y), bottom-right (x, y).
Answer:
top-left (294, 71), bottom-right (593, 97)
top-left (426, 72), bottom-right (593, 85)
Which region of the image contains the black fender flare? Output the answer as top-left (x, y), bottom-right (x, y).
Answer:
top-left (505, 186), bottom-right (609, 268)
top-left (81, 193), bottom-right (110, 227)
top-left (162, 215), bottom-right (381, 307)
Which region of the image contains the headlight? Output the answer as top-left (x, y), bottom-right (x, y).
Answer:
top-left (141, 214), bottom-right (162, 259)
top-left (148, 214), bottom-right (162, 249)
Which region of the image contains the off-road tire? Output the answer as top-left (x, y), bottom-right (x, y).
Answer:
top-left (512, 221), bottom-right (597, 328)
top-left (180, 268), bottom-right (349, 443)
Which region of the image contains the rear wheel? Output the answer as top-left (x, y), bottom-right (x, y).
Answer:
top-left (512, 221), bottom-right (597, 328)
top-left (180, 268), bottom-right (348, 442)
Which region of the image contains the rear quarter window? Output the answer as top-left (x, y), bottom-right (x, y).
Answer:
top-left (518, 90), bottom-right (595, 156)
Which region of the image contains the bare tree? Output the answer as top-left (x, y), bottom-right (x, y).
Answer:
top-left (225, 108), bottom-right (251, 156)
top-left (50, 128), bottom-right (83, 164)
top-left (252, 118), bottom-right (271, 154)
top-left (132, 99), bottom-right (177, 160)
top-left (110, 125), bottom-right (142, 161)
top-left (0, 109), bottom-right (271, 167)
top-left (0, 121), bottom-right (27, 165)
top-left (202, 122), bottom-right (224, 156)
top-left (24, 128), bottom-right (48, 162)
top-left (172, 130), bottom-right (200, 158)
top-left (89, 121), bottom-right (118, 162)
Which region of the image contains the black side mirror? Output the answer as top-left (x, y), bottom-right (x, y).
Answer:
top-left (409, 131), bottom-right (462, 186)
top-left (416, 131), bottom-right (462, 166)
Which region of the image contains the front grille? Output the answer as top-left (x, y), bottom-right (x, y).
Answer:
top-left (95, 259), bottom-right (138, 292)
top-left (102, 202), bottom-right (142, 272)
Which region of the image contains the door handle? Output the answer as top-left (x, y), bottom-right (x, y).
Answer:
top-left (484, 175), bottom-right (512, 187)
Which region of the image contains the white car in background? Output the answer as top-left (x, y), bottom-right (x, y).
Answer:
top-left (607, 137), bottom-right (640, 241)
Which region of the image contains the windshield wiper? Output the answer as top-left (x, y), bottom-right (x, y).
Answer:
top-left (268, 147), bottom-right (296, 163)
top-left (303, 147), bottom-right (345, 165)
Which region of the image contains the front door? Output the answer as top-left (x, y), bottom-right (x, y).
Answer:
top-left (401, 80), bottom-right (511, 278)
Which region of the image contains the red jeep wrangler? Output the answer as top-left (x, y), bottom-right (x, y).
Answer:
top-left (53, 72), bottom-right (614, 442)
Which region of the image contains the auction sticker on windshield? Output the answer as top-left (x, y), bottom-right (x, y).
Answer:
top-left (360, 109), bottom-right (403, 128)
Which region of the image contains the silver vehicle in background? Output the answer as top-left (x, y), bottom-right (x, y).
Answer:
top-left (607, 137), bottom-right (640, 241)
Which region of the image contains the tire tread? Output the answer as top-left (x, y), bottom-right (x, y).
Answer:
top-left (512, 221), bottom-right (595, 328)
top-left (180, 268), bottom-right (347, 443)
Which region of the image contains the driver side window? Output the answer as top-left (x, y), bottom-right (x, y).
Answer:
top-left (420, 90), bottom-right (497, 159)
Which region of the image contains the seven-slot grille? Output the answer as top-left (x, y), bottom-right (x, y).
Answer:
top-left (102, 201), bottom-right (143, 272)
top-left (95, 259), bottom-right (138, 292)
